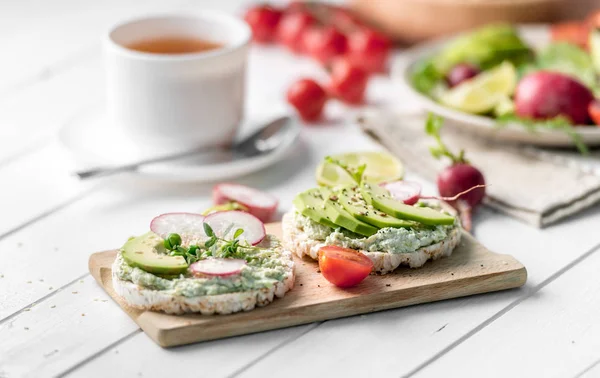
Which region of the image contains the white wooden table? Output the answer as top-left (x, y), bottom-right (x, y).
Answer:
top-left (2, 1), bottom-right (600, 377)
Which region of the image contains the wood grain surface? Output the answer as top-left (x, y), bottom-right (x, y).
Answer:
top-left (89, 222), bottom-right (526, 348)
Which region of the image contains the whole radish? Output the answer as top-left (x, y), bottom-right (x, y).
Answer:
top-left (515, 71), bottom-right (594, 125)
top-left (425, 113), bottom-right (486, 231)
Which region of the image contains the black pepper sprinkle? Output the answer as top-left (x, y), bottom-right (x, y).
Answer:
top-left (385, 284), bottom-right (391, 287)
top-left (317, 285), bottom-right (321, 287)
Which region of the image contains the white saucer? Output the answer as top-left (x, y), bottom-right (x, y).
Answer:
top-left (59, 107), bottom-right (300, 182)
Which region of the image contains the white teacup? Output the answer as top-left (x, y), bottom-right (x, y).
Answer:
top-left (104, 13), bottom-right (251, 151)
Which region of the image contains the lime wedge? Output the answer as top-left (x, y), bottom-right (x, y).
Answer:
top-left (316, 151), bottom-right (404, 187)
top-left (590, 28), bottom-right (600, 74)
top-left (493, 96), bottom-right (515, 117)
top-left (440, 61), bottom-right (517, 114)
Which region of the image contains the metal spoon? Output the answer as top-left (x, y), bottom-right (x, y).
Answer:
top-left (74, 116), bottom-right (295, 180)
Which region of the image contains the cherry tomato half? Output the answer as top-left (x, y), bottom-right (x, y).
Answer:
top-left (589, 100), bottom-right (600, 126)
top-left (243, 5), bottom-right (282, 43)
top-left (318, 246), bottom-right (373, 288)
top-left (286, 78), bottom-right (328, 122)
top-left (328, 58), bottom-right (369, 105)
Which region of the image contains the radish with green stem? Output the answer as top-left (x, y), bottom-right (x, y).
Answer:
top-left (425, 113), bottom-right (486, 231)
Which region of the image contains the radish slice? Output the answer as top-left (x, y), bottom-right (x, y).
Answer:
top-left (204, 210), bottom-right (266, 245)
top-left (190, 258), bottom-right (246, 277)
top-left (213, 183), bottom-right (278, 222)
top-left (382, 181), bottom-right (422, 205)
top-left (150, 213), bottom-right (205, 243)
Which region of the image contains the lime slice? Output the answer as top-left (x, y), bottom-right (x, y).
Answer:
top-left (440, 61), bottom-right (517, 114)
top-left (316, 151), bottom-right (404, 187)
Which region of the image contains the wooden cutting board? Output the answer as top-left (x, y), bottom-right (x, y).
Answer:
top-left (89, 222), bottom-right (526, 348)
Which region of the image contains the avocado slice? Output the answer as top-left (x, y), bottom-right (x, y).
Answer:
top-left (337, 186), bottom-right (416, 228)
top-left (324, 193), bottom-right (378, 237)
top-left (293, 188), bottom-right (337, 228)
top-left (121, 232), bottom-right (188, 275)
top-left (361, 183), bottom-right (455, 226)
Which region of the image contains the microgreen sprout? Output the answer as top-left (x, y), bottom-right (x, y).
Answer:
top-left (163, 223), bottom-right (250, 264)
top-left (425, 113), bottom-right (468, 165)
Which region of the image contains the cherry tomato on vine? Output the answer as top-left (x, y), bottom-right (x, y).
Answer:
top-left (286, 79), bottom-right (328, 122)
top-left (243, 5), bottom-right (282, 43)
top-left (303, 26), bottom-right (347, 65)
top-left (277, 11), bottom-right (316, 53)
top-left (347, 28), bottom-right (391, 73)
top-left (328, 58), bottom-right (369, 104)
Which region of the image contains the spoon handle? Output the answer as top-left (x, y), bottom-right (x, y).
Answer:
top-left (74, 146), bottom-right (219, 180)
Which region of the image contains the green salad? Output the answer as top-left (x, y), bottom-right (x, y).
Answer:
top-left (410, 24), bottom-right (600, 153)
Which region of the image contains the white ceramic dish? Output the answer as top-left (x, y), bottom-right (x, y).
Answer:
top-left (105, 13), bottom-right (250, 151)
top-left (394, 25), bottom-right (600, 147)
top-left (58, 107), bottom-right (300, 182)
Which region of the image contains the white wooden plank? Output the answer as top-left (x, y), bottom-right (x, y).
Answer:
top-left (416, 243), bottom-right (600, 378)
top-left (0, 142), bottom-right (94, 239)
top-left (578, 359), bottom-right (600, 378)
top-left (0, 276), bottom-right (139, 378)
top-left (234, 204), bottom-right (600, 378)
top-left (0, 59), bottom-right (102, 164)
top-left (63, 321), bottom-right (315, 378)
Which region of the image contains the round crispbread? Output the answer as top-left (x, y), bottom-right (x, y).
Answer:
top-left (281, 211), bottom-right (460, 274)
top-left (111, 243), bottom-right (295, 315)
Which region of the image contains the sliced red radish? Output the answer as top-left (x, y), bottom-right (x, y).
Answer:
top-left (382, 181), bottom-right (422, 205)
top-left (190, 258), bottom-right (246, 277)
top-left (204, 210), bottom-right (266, 245)
top-left (150, 213), bottom-right (205, 243)
top-left (213, 183), bottom-right (279, 222)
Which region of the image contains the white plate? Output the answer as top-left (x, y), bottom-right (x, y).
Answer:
top-left (394, 25), bottom-right (600, 147)
top-left (58, 107), bottom-right (300, 182)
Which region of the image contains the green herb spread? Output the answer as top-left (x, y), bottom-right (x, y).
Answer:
top-left (293, 211), bottom-right (455, 254)
top-left (115, 235), bottom-right (292, 296)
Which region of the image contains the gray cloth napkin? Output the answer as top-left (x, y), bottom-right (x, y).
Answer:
top-left (358, 110), bottom-right (600, 228)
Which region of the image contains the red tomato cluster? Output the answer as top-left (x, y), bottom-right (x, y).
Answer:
top-left (243, 2), bottom-right (392, 123)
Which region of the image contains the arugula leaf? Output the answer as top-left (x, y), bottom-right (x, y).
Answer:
top-left (495, 113), bottom-right (589, 155)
